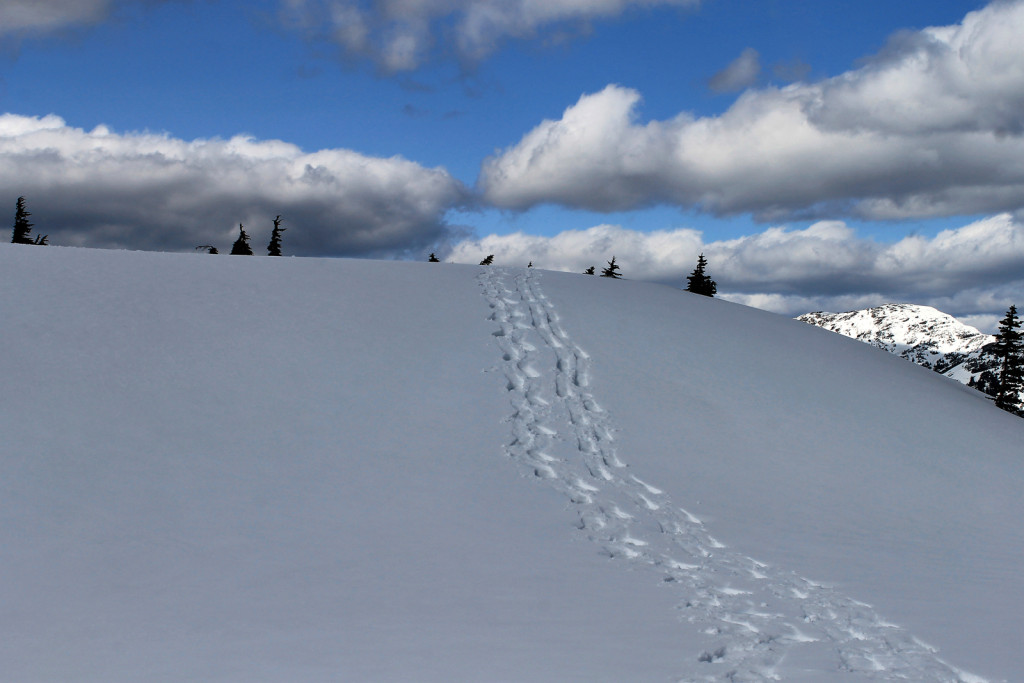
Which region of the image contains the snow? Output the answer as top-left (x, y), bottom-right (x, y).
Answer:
top-left (799, 304), bottom-right (992, 354)
top-left (798, 303), bottom-right (1014, 404)
top-left (798, 304), bottom-right (994, 371)
top-left (3, 244), bottom-right (1023, 681)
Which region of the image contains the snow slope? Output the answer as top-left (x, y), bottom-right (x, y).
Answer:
top-left (3, 245), bottom-right (1023, 682)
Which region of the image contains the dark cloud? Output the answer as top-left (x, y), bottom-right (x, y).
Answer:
top-left (708, 47), bottom-right (760, 93)
top-left (480, 1), bottom-right (1024, 222)
top-left (0, 115), bottom-right (469, 257)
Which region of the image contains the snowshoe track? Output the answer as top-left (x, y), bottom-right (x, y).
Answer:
top-left (479, 267), bottom-right (988, 683)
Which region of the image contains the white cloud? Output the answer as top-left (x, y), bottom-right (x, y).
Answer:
top-left (479, 86), bottom-right (679, 211)
top-left (0, 114), bottom-right (468, 256)
top-left (957, 314), bottom-right (1003, 334)
top-left (809, 6), bottom-right (1024, 137)
top-left (0, 0), bottom-right (111, 34)
top-left (708, 47), bottom-right (760, 93)
top-left (280, 0), bottom-right (698, 71)
top-left (480, 1), bottom-right (1024, 221)
top-left (448, 223), bottom-right (704, 276)
top-left (0, 0), bottom-right (177, 37)
top-left (447, 214), bottom-right (1024, 324)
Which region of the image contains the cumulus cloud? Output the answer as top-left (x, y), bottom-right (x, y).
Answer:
top-left (447, 214), bottom-right (1024, 327)
top-left (480, 1), bottom-right (1024, 222)
top-left (449, 222), bottom-right (704, 278)
top-left (0, 114), bottom-right (468, 256)
top-left (708, 47), bottom-right (760, 93)
top-left (280, 0), bottom-right (698, 71)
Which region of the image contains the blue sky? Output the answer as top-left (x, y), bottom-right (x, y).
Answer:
top-left (1, 0), bottom-right (1022, 328)
top-left (3, 1), bottom-right (982, 179)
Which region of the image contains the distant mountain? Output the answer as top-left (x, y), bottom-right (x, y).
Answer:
top-left (797, 303), bottom-right (1003, 396)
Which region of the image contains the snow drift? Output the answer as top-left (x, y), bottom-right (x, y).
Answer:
top-left (2, 244), bottom-right (1022, 682)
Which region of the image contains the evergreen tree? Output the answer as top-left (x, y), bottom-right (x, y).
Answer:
top-left (972, 368), bottom-right (1000, 398)
top-left (583, 266), bottom-right (595, 275)
top-left (428, 253), bottom-right (440, 262)
top-left (267, 215), bottom-right (285, 256)
top-left (527, 261), bottom-right (533, 268)
top-left (196, 245), bottom-right (219, 254)
top-left (685, 253), bottom-right (717, 297)
top-left (993, 305), bottom-right (1024, 414)
top-left (230, 224), bottom-right (253, 255)
top-left (479, 254), bottom-right (494, 265)
top-left (600, 256), bottom-right (622, 279)
top-left (11, 196), bottom-right (34, 244)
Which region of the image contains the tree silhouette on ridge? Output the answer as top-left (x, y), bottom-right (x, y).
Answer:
top-left (685, 253), bottom-right (716, 297)
top-left (230, 224), bottom-right (253, 255)
top-left (267, 216), bottom-right (285, 256)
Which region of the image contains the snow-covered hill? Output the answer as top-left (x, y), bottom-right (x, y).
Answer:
top-left (797, 304), bottom-right (994, 373)
top-left (3, 245), bottom-right (1023, 682)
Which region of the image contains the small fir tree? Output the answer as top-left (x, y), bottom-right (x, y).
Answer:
top-left (11, 196), bottom-right (34, 244)
top-left (195, 245), bottom-right (219, 254)
top-left (685, 253), bottom-right (717, 297)
top-left (527, 261), bottom-right (533, 268)
top-left (583, 266), bottom-right (595, 275)
top-left (230, 224), bottom-right (253, 255)
top-left (479, 254), bottom-right (494, 265)
top-left (972, 368), bottom-right (1000, 398)
top-left (428, 253), bottom-right (440, 262)
top-left (600, 256), bottom-right (622, 279)
top-left (267, 215), bottom-right (285, 256)
top-left (993, 305), bottom-right (1024, 414)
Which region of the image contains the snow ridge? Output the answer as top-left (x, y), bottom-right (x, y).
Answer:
top-left (480, 268), bottom-right (986, 682)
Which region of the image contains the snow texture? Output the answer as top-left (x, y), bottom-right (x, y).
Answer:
top-left (2, 245), bottom-right (1023, 681)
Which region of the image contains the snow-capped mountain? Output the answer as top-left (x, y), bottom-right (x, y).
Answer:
top-left (796, 303), bottom-right (1022, 404)
top-left (797, 304), bottom-right (994, 373)
top-left (4, 245), bottom-right (1024, 682)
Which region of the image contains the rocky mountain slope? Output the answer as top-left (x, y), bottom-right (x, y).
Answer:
top-left (797, 304), bottom-right (994, 373)
top-left (796, 303), bottom-right (1017, 402)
